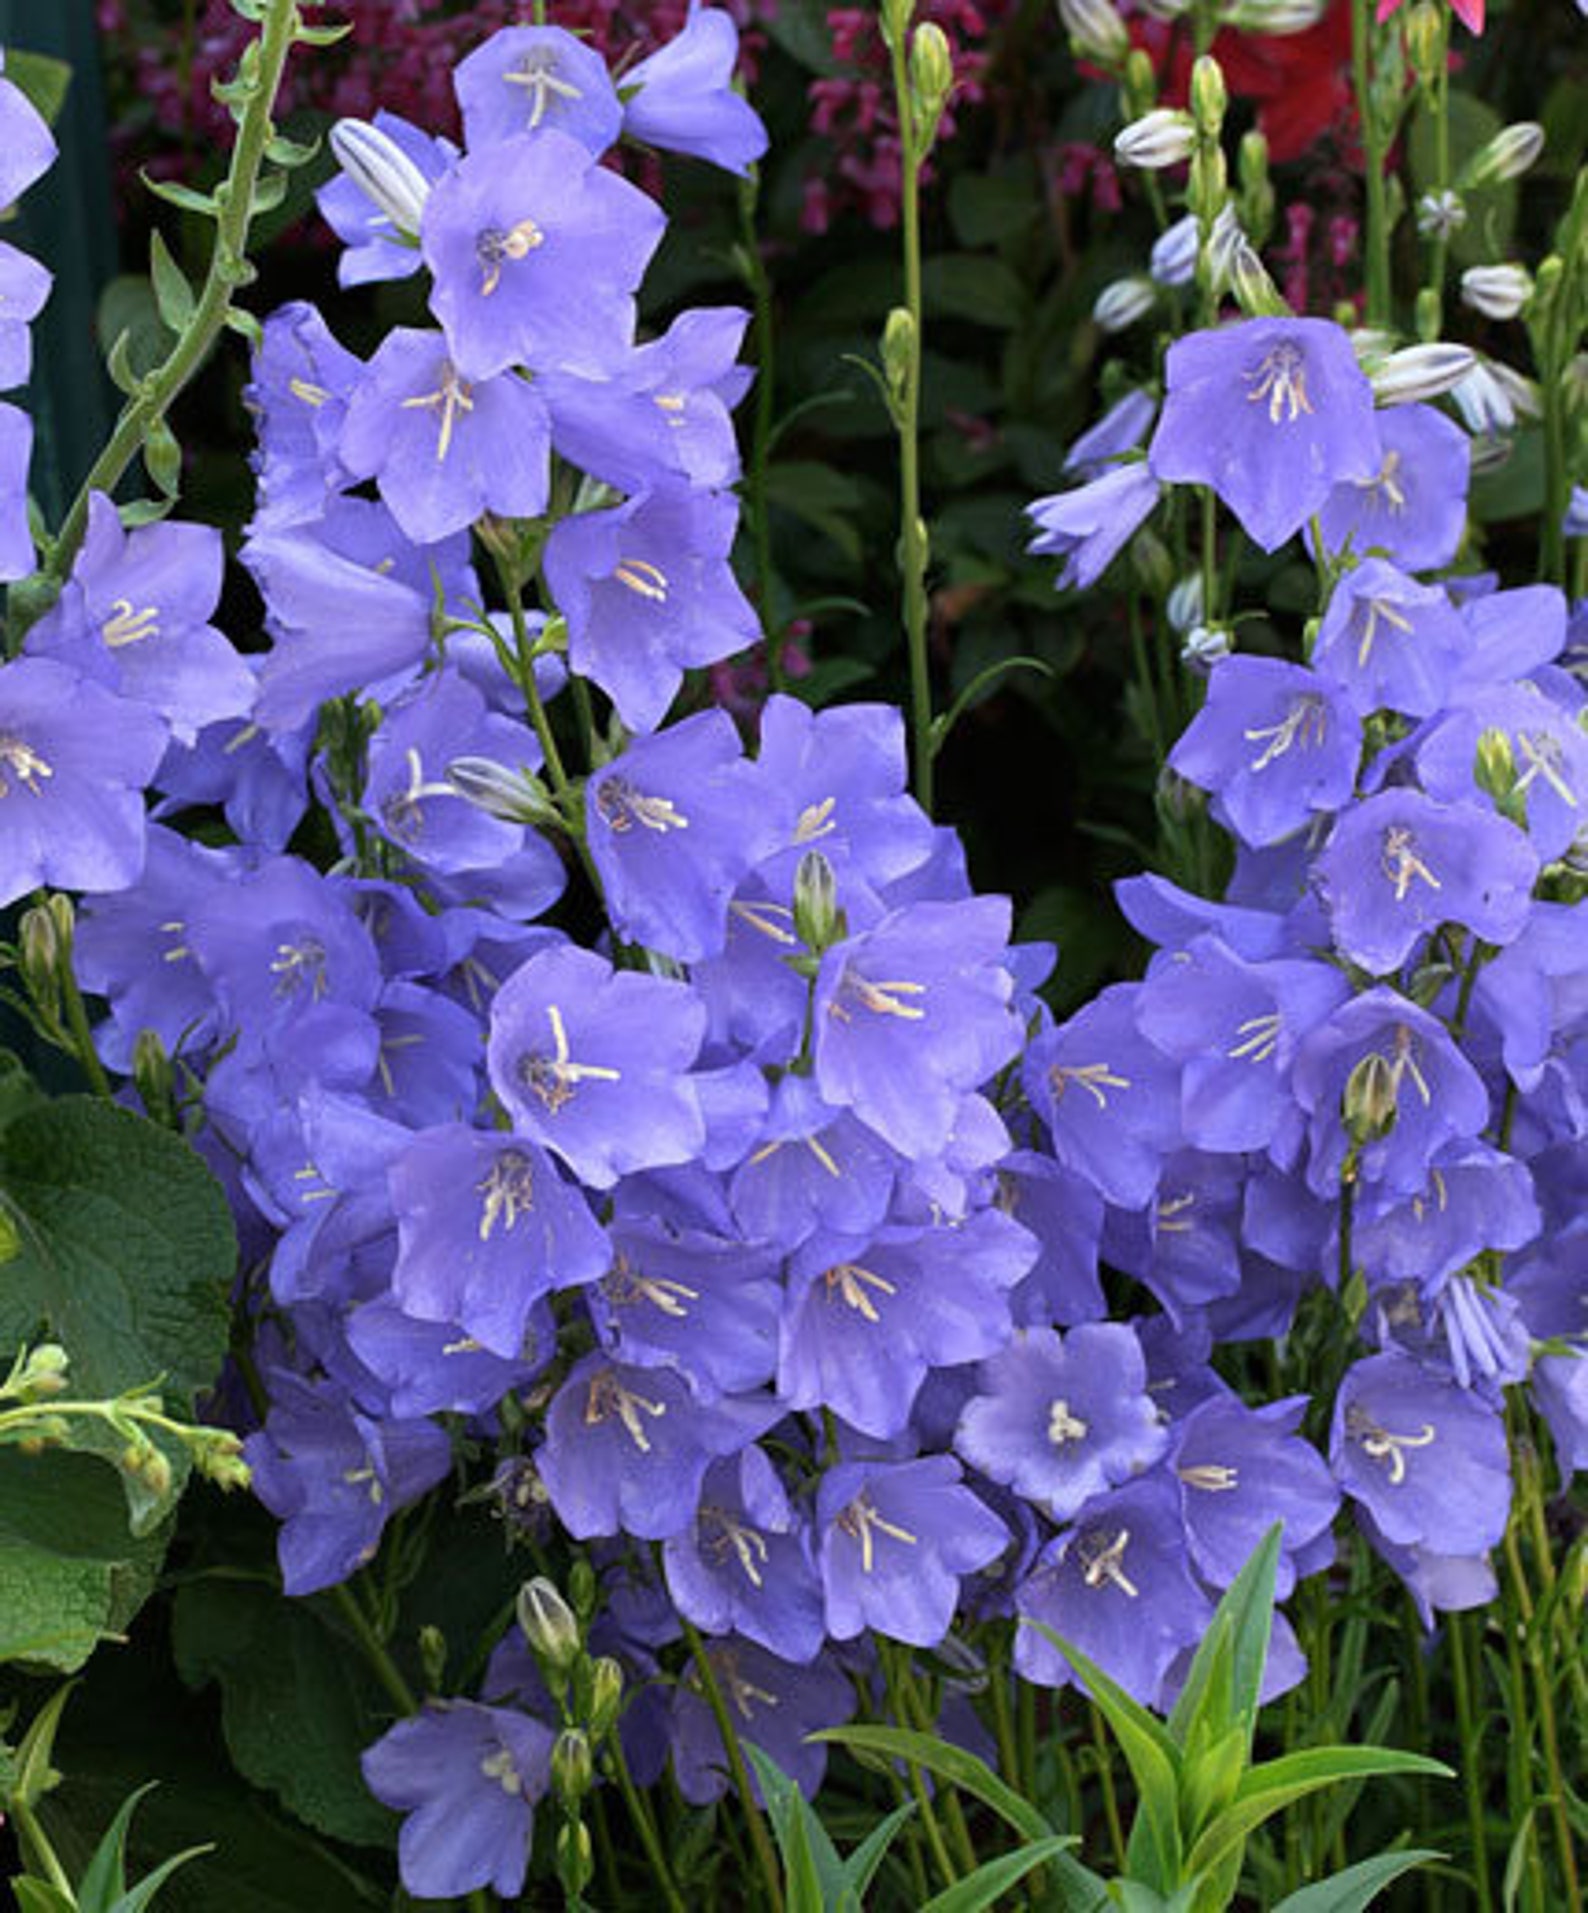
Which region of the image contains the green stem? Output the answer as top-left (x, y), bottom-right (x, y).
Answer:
top-left (1505, 1506), bottom-right (1583, 1910)
top-left (880, 1642), bottom-right (959, 1889)
top-left (9, 1798), bottom-right (74, 1896)
top-left (684, 1622), bottom-right (785, 1913)
top-left (331, 1582), bottom-right (418, 1717)
top-left (45, 0), bottom-right (301, 588)
top-left (59, 955), bottom-right (112, 1100)
top-left (885, 24), bottom-right (934, 815)
top-left (607, 1726), bottom-right (687, 1913)
top-left (1088, 1702), bottom-right (1127, 1874)
top-left (1421, 9), bottom-right (1451, 335)
top-left (1352, 0), bottom-right (1393, 329)
top-left (892, 1646), bottom-right (976, 1877)
top-left (1450, 1612), bottom-right (1494, 1913)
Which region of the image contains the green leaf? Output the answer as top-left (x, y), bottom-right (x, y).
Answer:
top-left (12, 1880), bottom-right (77, 1913)
top-left (837, 1801), bottom-right (916, 1909)
top-left (76, 1780), bottom-right (152, 1909)
top-left (293, 21), bottom-right (354, 46)
top-left (1021, 1623), bottom-right (1183, 1889)
top-left (96, 278), bottom-right (168, 387)
top-left (147, 233), bottom-right (195, 334)
top-left (929, 655), bottom-right (1053, 756)
top-left (765, 461), bottom-right (867, 564)
top-left (813, 1724), bottom-right (1051, 1845)
top-left (106, 1843), bottom-right (213, 1913)
top-left (742, 1746), bottom-right (835, 1913)
top-left (143, 421), bottom-right (183, 500)
top-left (918, 1835), bottom-right (1078, 1912)
top-left (0, 1536), bottom-right (123, 1670)
top-left (171, 1580), bottom-right (397, 1847)
top-left (1271, 1849), bottom-right (1444, 1912)
top-left (1186, 1748), bottom-right (1452, 1877)
top-left (1169, 1525), bottom-right (1282, 1756)
top-left (4, 51), bottom-right (72, 127)
top-left (0, 1449), bottom-right (152, 1561)
top-left (0, 1098), bottom-right (234, 1408)
top-left (139, 176), bottom-right (219, 219)
top-left (921, 256), bottom-right (1029, 329)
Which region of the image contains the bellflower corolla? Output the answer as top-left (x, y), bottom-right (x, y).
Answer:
top-left (1026, 462), bottom-right (1161, 593)
top-left (245, 301), bottom-right (362, 533)
top-left (453, 24), bottom-right (623, 156)
top-left (1310, 557), bottom-right (1469, 718)
top-left (1149, 317), bottom-right (1380, 551)
top-left (422, 129), bottom-right (664, 381)
top-left (1311, 403), bottom-right (1470, 573)
top-left (362, 1701), bottom-right (555, 1902)
top-left (620, 6), bottom-right (769, 176)
top-left (318, 111), bottom-right (456, 285)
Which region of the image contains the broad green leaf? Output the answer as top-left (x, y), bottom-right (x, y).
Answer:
top-left (171, 1580), bottom-right (396, 1847)
top-left (1022, 1624), bottom-right (1183, 1889)
top-left (0, 1450), bottom-right (146, 1561)
top-left (918, 1835), bottom-right (1077, 1912)
top-left (743, 1744), bottom-right (839, 1913)
top-left (147, 232), bottom-right (194, 334)
top-left (0, 1098), bottom-right (234, 1409)
top-left (4, 51), bottom-right (72, 126)
top-left (813, 1724), bottom-right (1052, 1845)
top-left (1186, 1748), bottom-right (1452, 1876)
top-left (0, 1535), bottom-right (119, 1671)
top-left (1271, 1849), bottom-right (1444, 1912)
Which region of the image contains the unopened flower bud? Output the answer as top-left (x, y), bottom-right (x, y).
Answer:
top-left (1229, 240), bottom-right (1287, 316)
top-left (1121, 48), bottom-right (1159, 117)
top-left (1130, 528), bottom-right (1173, 597)
top-left (135, 1442), bottom-right (175, 1500)
top-left (552, 1728), bottom-right (595, 1803)
top-left (1166, 574), bottom-right (1204, 634)
top-left (1461, 121), bottom-right (1544, 189)
top-left (18, 893), bottom-right (71, 1015)
top-left (794, 848), bottom-right (843, 953)
top-left (1203, 202), bottom-right (1245, 292)
top-left (568, 1555), bottom-right (598, 1622)
top-left (587, 1655), bottom-right (624, 1740)
top-left (419, 1625), bottom-right (447, 1694)
top-left (1114, 109), bottom-right (1195, 170)
top-left (1221, 0), bottom-right (1323, 28)
top-left (1093, 275), bottom-right (1157, 333)
top-left (446, 756), bottom-right (560, 829)
top-left (556, 1819), bottom-right (595, 1899)
top-left (1402, 2), bottom-right (1443, 84)
top-left (1137, 0), bottom-right (1192, 17)
top-left (881, 0), bottom-right (916, 50)
top-left (133, 1029), bottom-right (175, 1127)
top-left (191, 1426), bottom-right (251, 1490)
top-left (13, 1343), bottom-right (69, 1400)
top-left (881, 306), bottom-right (915, 409)
top-left (1182, 624), bottom-right (1234, 673)
top-left (908, 23), bottom-right (954, 147)
top-left (1057, 0), bottom-right (1130, 64)
top-left (1149, 214), bottom-right (1199, 287)
top-left (328, 118), bottom-right (430, 234)
top-left (1368, 341), bottom-right (1476, 405)
top-left (517, 1576), bottom-right (582, 1673)
top-left (1474, 727), bottom-right (1520, 807)
top-left (1189, 56), bottom-right (1226, 136)
top-left (1343, 1051), bottom-right (1399, 1143)
top-left (1415, 189), bottom-right (1467, 241)
top-left (1460, 263), bottom-right (1532, 322)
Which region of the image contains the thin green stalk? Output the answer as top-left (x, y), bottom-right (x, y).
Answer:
top-left (893, 1649), bottom-right (977, 1878)
top-left (1538, 175), bottom-right (1588, 588)
top-left (1498, 1541), bottom-right (1545, 1913)
top-left (1088, 1701), bottom-right (1127, 1874)
top-left (1352, 0), bottom-right (1393, 328)
top-left (1421, 8), bottom-right (1452, 335)
top-left (1504, 1523), bottom-right (1582, 1910)
top-left (880, 1642), bottom-right (960, 1889)
top-left (608, 1729), bottom-right (687, 1913)
top-left (60, 959), bottom-right (112, 1100)
top-left (45, 0), bottom-right (301, 590)
top-left (683, 1622), bottom-right (785, 1913)
top-left (10, 1798), bottom-right (75, 1896)
top-left (331, 1582), bottom-right (418, 1717)
top-left (884, 21), bottom-right (935, 815)
top-left (1450, 1612), bottom-right (1494, 1913)
top-left (568, 675), bottom-right (599, 777)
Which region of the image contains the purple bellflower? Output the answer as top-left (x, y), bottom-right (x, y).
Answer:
top-left (338, 328), bottom-right (550, 544)
top-left (0, 403), bottom-right (34, 579)
top-left (0, 240), bottom-right (50, 389)
top-left (245, 300), bottom-right (362, 533)
top-left (0, 657), bottom-right (167, 909)
top-left (1169, 656), bottom-right (1361, 848)
top-left (0, 57), bottom-right (57, 209)
top-left (621, 6), bottom-right (770, 176)
top-left (1027, 462), bottom-right (1160, 592)
top-left (422, 129), bottom-right (663, 381)
top-left (669, 1639), bottom-right (853, 1804)
top-left (954, 1323), bottom-right (1168, 1519)
top-left (543, 483), bottom-right (760, 734)
top-left (362, 1701), bottom-right (554, 1903)
top-left (1148, 317), bottom-right (1380, 551)
top-left (1315, 788), bottom-right (1538, 975)
top-left (454, 24), bottom-right (623, 156)
top-left (318, 111), bottom-right (457, 285)
top-left (1171, 1394), bottom-right (1339, 1594)
top-left (1311, 402), bottom-right (1470, 573)
top-left (817, 1455), bottom-right (1009, 1648)
top-left (1311, 557), bottom-right (1469, 718)
top-left (486, 940), bottom-right (707, 1188)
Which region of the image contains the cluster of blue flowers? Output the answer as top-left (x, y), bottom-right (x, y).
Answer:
top-left (1028, 312), bottom-right (1588, 1651)
top-left (6, 2), bottom-right (1585, 1896)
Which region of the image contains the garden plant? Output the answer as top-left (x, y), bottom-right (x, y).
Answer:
top-left (0, 0), bottom-right (1586, 1907)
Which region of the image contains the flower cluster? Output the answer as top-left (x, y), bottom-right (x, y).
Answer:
top-left (1028, 309), bottom-right (1588, 1631)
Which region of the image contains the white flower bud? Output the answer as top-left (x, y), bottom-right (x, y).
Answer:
top-left (1487, 359), bottom-right (1542, 421)
top-left (328, 117), bottom-right (431, 234)
top-left (1460, 263), bottom-right (1533, 322)
top-left (1136, 0), bottom-right (1193, 17)
top-left (1057, 0), bottom-right (1131, 63)
top-left (1220, 0), bottom-right (1323, 30)
top-left (1182, 624), bottom-right (1234, 673)
top-left (1204, 202), bottom-right (1246, 291)
top-left (1450, 359), bottom-right (1516, 436)
top-left (446, 756), bottom-right (560, 827)
top-left (1461, 121), bottom-right (1545, 188)
top-left (1368, 341), bottom-right (1477, 406)
top-left (1167, 574), bottom-right (1205, 634)
top-left (1092, 275), bottom-right (1158, 332)
top-left (1149, 213), bottom-right (1199, 287)
top-left (1114, 109), bottom-right (1196, 170)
